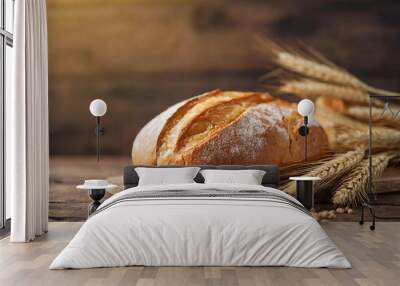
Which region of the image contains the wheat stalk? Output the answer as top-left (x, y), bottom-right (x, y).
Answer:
top-left (314, 103), bottom-right (400, 149)
top-left (257, 37), bottom-right (400, 97)
top-left (346, 105), bottom-right (400, 128)
top-left (315, 103), bottom-right (368, 130)
top-left (278, 79), bottom-right (384, 107)
top-left (276, 51), bottom-right (368, 89)
top-left (281, 148), bottom-right (365, 195)
top-left (335, 127), bottom-right (400, 149)
top-left (275, 51), bottom-right (400, 97)
top-left (315, 105), bottom-right (368, 149)
top-left (278, 153), bottom-right (337, 188)
top-left (332, 152), bottom-right (398, 206)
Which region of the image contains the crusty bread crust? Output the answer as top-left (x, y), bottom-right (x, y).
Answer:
top-left (132, 90), bottom-right (221, 165)
top-left (179, 102), bottom-right (328, 165)
top-left (156, 91), bottom-right (273, 164)
top-left (132, 90), bottom-right (329, 166)
top-left (175, 94), bottom-right (271, 151)
top-left (132, 101), bottom-right (185, 165)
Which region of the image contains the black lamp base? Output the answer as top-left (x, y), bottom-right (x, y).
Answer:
top-left (88, 189), bottom-right (106, 216)
top-left (296, 180), bottom-right (314, 210)
top-left (298, 125), bottom-right (309, 136)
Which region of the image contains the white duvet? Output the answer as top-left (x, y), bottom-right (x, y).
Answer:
top-left (50, 183), bottom-right (351, 269)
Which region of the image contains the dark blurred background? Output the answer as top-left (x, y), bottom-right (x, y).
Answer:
top-left (47, 0), bottom-right (400, 157)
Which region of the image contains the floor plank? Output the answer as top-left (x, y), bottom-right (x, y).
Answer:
top-left (1, 222), bottom-right (399, 286)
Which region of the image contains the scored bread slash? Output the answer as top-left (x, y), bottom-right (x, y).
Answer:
top-left (132, 90), bottom-right (329, 166)
top-left (157, 91), bottom-right (273, 165)
top-left (132, 89), bottom-right (224, 165)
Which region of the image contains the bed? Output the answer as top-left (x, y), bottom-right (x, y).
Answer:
top-left (50, 165), bottom-right (350, 269)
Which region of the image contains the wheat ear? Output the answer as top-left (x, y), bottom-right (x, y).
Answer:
top-left (314, 103), bottom-right (400, 149)
top-left (335, 127), bottom-right (400, 149)
top-left (257, 37), bottom-right (400, 97)
top-left (346, 105), bottom-right (400, 128)
top-left (281, 148), bottom-right (365, 195)
top-left (315, 104), bottom-right (368, 130)
top-left (278, 79), bottom-right (384, 107)
top-left (276, 51), bottom-right (368, 89)
top-left (332, 152), bottom-right (398, 206)
top-left (276, 50), bottom-right (400, 97)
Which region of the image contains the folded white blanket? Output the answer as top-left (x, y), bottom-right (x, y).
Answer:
top-left (50, 183), bottom-right (351, 269)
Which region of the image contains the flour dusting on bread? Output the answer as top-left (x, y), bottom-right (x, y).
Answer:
top-left (187, 103), bottom-right (293, 165)
top-left (132, 90), bottom-right (329, 166)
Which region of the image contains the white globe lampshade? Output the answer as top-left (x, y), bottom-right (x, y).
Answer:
top-left (89, 99), bottom-right (107, 117)
top-left (297, 99), bottom-right (314, 117)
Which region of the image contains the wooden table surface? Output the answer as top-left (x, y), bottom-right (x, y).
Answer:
top-left (49, 156), bottom-right (400, 222)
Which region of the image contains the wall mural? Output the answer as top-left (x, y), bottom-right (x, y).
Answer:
top-left (48, 0), bottom-right (400, 221)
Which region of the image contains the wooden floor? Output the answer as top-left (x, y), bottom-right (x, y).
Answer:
top-left (0, 222), bottom-right (399, 286)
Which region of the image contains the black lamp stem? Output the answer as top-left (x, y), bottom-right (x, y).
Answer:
top-left (96, 116), bottom-right (100, 162)
top-left (304, 116), bottom-right (308, 162)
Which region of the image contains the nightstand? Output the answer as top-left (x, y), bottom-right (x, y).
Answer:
top-left (289, 176), bottom-right (321, 210)
top-left (77, 180), bottom-right (118, 216)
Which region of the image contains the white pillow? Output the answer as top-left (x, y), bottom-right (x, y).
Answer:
top-left (200, 169), bottom-right (266, 185)
top-left (135, 167), bottom-right (200, 186)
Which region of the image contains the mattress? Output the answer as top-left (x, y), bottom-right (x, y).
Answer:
top-left (50, 183), bottom-right (351, 269)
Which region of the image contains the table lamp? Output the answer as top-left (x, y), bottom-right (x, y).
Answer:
top-left (297, 99), bottom-right (315, 161)
top-left (89, 99), bottom-right (107, 162)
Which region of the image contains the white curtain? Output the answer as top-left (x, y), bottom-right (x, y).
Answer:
top-left (7, 0), bottom-right (49, 242)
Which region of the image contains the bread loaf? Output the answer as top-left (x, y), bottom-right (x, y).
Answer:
top-left (132, 90), bottom-right (329, 166)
